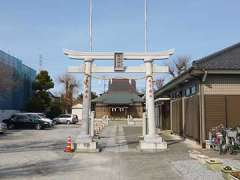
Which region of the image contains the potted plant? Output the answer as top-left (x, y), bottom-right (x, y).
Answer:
top-left (230, 172), bottom-right (240, 180)
top-left (206, 159), bottom-right (223, 171)
top-left (221, 166), bottom-right (238, 180)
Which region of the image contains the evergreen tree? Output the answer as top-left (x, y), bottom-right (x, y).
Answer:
top-left (26, 70), bottom-right (54, 112)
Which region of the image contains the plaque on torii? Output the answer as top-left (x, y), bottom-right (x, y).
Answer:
top-left (114, 52), bottom-right (124, 71)
top-left (64, 49), bottom-right (175, 151)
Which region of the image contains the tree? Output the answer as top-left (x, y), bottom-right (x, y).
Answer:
top-left (46, 100), bottom-right (63, 119)
top-left (33, 71), bottom-right (54, 91)
top-left (155, 78), bottom-right (165, 90)
top-left (26, 70), bottom-right (54, 112)
top-left (58, 73), bottom-right (79, 113)
top-left (0, 62), bottom-right (20, 92)
top-left (76, 92), bottom-right (98, 103)
top-left (167, 56), bottom-right (191, 78)
top-left (26, 91), bottom-right (51, 112)
top-left (76, 92), bottom-right (98, 111)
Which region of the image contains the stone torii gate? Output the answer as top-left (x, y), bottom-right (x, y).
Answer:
top-left (64, 49), bottom-right (174, 152)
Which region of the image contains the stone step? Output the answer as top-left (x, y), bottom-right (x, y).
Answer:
top-left (108, 120), bottom-right (128, 126)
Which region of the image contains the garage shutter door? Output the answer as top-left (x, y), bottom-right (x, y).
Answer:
top-left (205, 95), bottom-right (226, 137)
top-left (226, 96), bottom-right (240, 128)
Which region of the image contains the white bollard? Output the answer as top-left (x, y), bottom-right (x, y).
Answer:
top-left (90, 111), bottom-right (95, 137)
top-left (142, 112), bottom-right (146, 137)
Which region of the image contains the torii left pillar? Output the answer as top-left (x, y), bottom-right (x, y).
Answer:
top-left (75, 58), bottom-right (98, 152)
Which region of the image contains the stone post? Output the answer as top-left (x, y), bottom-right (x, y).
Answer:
top-left (139, 58), bottom-right (167, 151)
top-left (81, 58), bottom-right (92, 137)
top-left (145, 59), bottom-right (155, 137)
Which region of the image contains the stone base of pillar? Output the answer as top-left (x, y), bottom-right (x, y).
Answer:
top-left (139, 135), bottom-right (167, 151)
top-left (74, 135), bottom-right (99, 153)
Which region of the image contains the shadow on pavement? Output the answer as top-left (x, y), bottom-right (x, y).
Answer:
top-left (166, 139), bottom-right (185, 146)
top-left (0, 158), bottom-right (77, 178)
top-left (0, 140), bottom-right (66, 153)
top-left (99, 140), bottom-right (139, 149)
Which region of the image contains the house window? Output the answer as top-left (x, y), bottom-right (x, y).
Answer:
top-left (185, 88), bottom-right (191, 96)
top-left (191, 85), bottom-right (197, 94)
top-left (176, 91), bottom-right (181, 98)
top-left (180, 90), bottom-right (183, 97)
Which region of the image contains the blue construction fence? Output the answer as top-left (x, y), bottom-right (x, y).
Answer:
top-left (0, 50), bottom-right (36, 110)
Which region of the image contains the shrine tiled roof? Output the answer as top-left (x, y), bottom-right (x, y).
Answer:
top-left (108, 79), bottom-right (138, 93)
top-left (92, 92), bottom-right (144, 105)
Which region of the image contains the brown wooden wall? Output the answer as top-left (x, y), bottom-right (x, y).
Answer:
top-left (226, 96), bottom-right (240, 128)
top-left (127, 105), bottom-right (143, 118)
top-left (95, 105), bottom-right (110, 118)
top-left (205, 95), bottom-right (240, 139)
top-left (162, 103), bottom-right (170, 130)
top-left (205, 95), bottom-right (226, 136)
top-left (169, 95), bottom-right (240, 142)
top-left (172, 99), bottom-right (182, 135)
top-left (184, 95), bottom-right (200, 142)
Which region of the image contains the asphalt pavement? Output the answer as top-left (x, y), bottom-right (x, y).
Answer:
top-left (0, 123), bottom-right (239, 180)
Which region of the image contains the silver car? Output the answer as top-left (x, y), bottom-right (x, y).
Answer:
top-left (54, 114), bottom-right (78, 125)
top-left (0, 122), bottom-right (7, 133)
top-left (24, 113), bottom-right (54, 127)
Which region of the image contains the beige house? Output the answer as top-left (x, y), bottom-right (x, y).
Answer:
top-left (72, 104), bottom-right (83, 121)
top-left (155, 42), bottom-right (240, 147)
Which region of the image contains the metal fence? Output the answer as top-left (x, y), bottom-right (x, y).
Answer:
top-left (0, 50), bottom-right (36, 110)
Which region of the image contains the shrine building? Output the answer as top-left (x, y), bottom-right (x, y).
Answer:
top-left (93, 79), bottom-right (144, 120)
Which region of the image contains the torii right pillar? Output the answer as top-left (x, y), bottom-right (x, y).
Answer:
top-left (140, 58), bottom-right (167, 151)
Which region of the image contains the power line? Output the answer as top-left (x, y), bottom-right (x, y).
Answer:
top-left (145, 0), bottom-right (148, 52)
top-left (39, 54), bottom-right (43, 72)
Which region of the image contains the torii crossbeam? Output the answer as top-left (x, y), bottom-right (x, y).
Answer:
top-left (64, 49), bottom-right (174, 60)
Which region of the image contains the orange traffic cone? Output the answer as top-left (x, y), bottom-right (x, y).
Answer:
top-left (64, 136), bottom-right (73, 152)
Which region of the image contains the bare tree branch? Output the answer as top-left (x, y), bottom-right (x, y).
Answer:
top-left (166, 56), bottom-right (191, 78)
top-left (155, 77), bottom-right (165, 90)
top-left (58, 73), bottom-right (80, 113)
top-left (175, 56), bottom-right (191, 75)
top-left (168, 64), bottom-right (176, 78)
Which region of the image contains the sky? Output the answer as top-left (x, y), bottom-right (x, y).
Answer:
top-left (0, 0), bottom-right (240, 94)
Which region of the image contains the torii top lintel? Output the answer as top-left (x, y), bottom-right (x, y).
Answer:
top-left (64, 49), bottom-right (175, 61)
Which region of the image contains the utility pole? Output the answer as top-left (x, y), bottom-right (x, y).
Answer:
top-left (39, 55), bottom-right (43, 72)
top-left (145, 0), bottom-right (149, 120)
top-left (145, 0), bottom-right (148, 52)
top-left (89, 0), bottom-right (93, 52)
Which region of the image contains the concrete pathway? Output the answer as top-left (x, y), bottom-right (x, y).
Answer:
top-left (99, 124), bottom-right (140, 152)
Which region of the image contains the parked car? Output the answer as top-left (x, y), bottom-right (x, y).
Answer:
top-left (2, 113), bottom-right (52, 130)
top-left (53, 114), bottom-right (78, 125)
top-left (24, 113), bottom-right (54, 127)
top-left (0, 122), bottom-right (7, 133)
